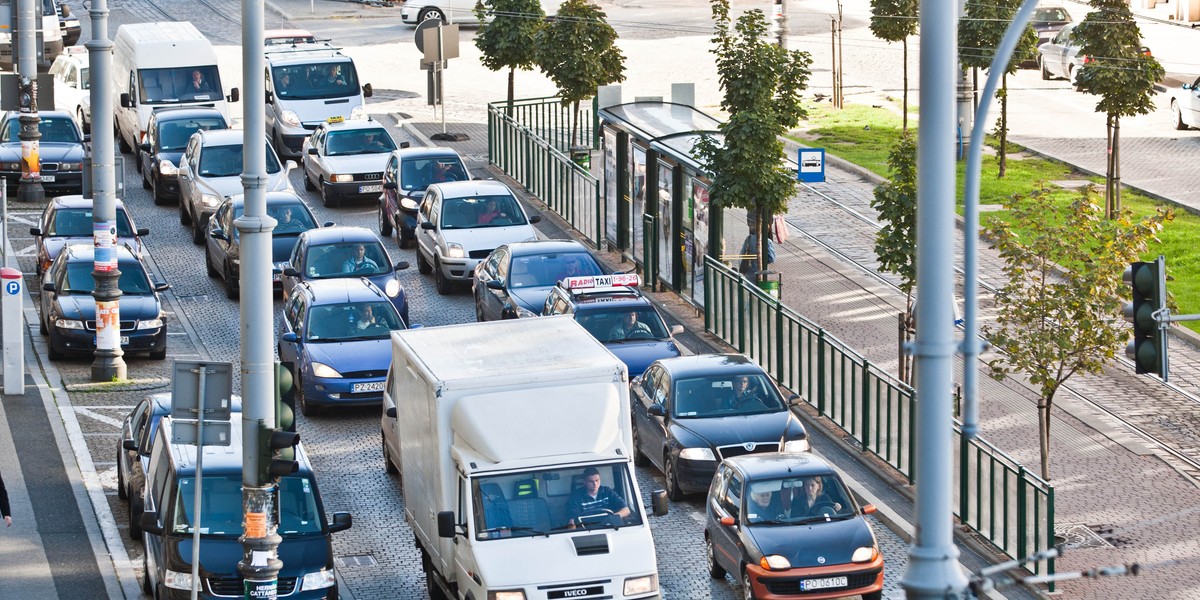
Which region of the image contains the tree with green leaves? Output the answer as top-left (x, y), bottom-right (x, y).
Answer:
top-left (983, 185), bottom-right (1172, 480)
top-left (869, 0), bottom-right (917, 131)
top-left (475, 0), bottom-right (546, 115)
top-left (871, 133), bottom-right (917, 383)
top-left (695, 0), bottom-right (811, 280)
top-left (534, 0), bottom-right (625, 147)
top-left (1072, 0), bottom-right (1164, 218)
top-left (958, 0), bottom-right (1036, 178)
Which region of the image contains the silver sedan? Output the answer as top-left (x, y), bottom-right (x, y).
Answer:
top-left (301, 120), bottom-right (398, 207)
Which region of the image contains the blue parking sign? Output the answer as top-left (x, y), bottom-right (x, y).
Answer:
top-left (5, 280), bottom-right (19, 295)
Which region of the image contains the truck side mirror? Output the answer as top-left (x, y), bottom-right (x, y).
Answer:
top-left (120, 92), bottom-right (133, 108)
top-left (383, 181), bottom-right (397, 190)
top-left (122, 439), bottom-right (138, 451)
top-left (265, 90), bottom-right (274, 105)
top-left (362, 83), bottom-right (373, 98)
top-left (651, 490), bottom-right (668, 516)
top-left (436, 511), bottom-right (458, 538)
top-left (329, 512), bottom-right (353, 533)
top-left (228, 88), bottom-right (240, 103)
top-left (140, 511), bottom-right (163, 536)
top-left (139, 142), bottom-right (151, 153)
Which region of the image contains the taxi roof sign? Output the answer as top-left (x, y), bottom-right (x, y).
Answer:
top-left (563, 273), bottom-right (640, 294)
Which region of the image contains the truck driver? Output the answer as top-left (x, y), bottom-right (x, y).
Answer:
top-left (566, 467), bottom-right (630, 529)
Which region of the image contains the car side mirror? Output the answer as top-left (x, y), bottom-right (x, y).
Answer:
top-left (719, 515), bottom-right (735, 527)
top-left (788, 393), bottom-right (801, 405)
top-left (42, 281), bottom-right (55, 292)
top-left (398, 141), bottom-right (411, 149)
top-left (670, 324), bottom-right (684, 335)
top-left (329, 512), bottom-right (353, 533)
top-left (281, 332), bottom-right (299, 344)
top-left (139, 142), bottom-right (151, 152)
top-left (394, 261), bottom-right (409, 271)
top-left (210, 228), bottom-right (228, 241)
top-left (383, 181), bottom-right (397, 190)
top-left (386, 406), bottom-right (397, 419)
top-left (29, 227), bottom-right (41, 236)
top-left (529, 215), bottom-right (542, 224)
top-left (861, 504), bottom-right (877, 515)
top-left (362, 83), bottom-right (374, 97)
top-left (647, 403), bottom-right (665, 417)
top-left (140, 511), bottom-right (163, 536)
top-left (122, 439), bottom-right (138, 451)
top-left (420, 222), bottom-right (435, 230)
top-left (120, 92), bottom-right (133, 108)
top-left (137, 227), bottom-right (150, 236)
top-left (265, 90), bottom-right (274, 104)
top-left (154, 282), bottom-right (170, 292)
top-left (485, 279), bottom-right (504, 290)
top-left (283, 267), bottom-right (300, 277)
top-left (322, 221), bottom-right (335, 228)
top-left (436, 510), bottom-right (459, 538)
top-left (285, 160), bottom-right (298, 171)
top-left (61, 4), bottom-right (69, 16)
top-left (307, 147), bottom-right (318, 155)
top-left (651, 490), bottom-right (668, 516)
top-left (228, 87), bottom-right (240, 103)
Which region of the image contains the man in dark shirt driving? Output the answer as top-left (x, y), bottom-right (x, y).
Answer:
top-left (566, 467), bottom-right (630, 528)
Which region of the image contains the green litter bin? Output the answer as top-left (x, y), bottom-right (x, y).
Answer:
top-left (570, 146), bottom-right (591, 170)
top-left (757, 279), bottom-right (780, 299)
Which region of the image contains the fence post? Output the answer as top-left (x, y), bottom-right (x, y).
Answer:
top-left (817, 329), bottom-right (827, 415)
top-left (860, 368), bottom-right (870, 452)
top-left (1047, 485), bottom-right (1055, 590)
top-left (737, 277), bottom-right (746, 352)
top-left (959, 428), bottom-right (969, 521)
top-left (774, 299), bottom-right (784, 385)
top-left (1016, 465), bottom-right (1028, 567)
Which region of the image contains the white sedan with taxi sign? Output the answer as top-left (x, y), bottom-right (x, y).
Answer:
top-left (302, 117), bottom-right (399, 207)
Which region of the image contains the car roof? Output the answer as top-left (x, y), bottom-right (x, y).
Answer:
top-left (652, 353), bottom-right (766, 379)
top-left (62, 242), bottom-right (138, 262)
top-left (429, 179), bottom-right (514, 199)
top-left (395, 147), bottom-right (464, 161)
top-left (300, 225), bottom-right (382, 246)
top-left (505, 239), bottom-right (590, 257)
top-left (298, 277), bottom-right (391, 305)
top-left (159, 416), bottom-right (313, 475)
top-left (317, 119), bottom-right (387, 133)
top-left (151, 107), bottom-right (227, 123)
top-left (6, 109), bottom-right (73, 121)
top-left (148, 392), bottom-right (243, 415)
top-left (725, 452), bottom-right (834, 480)
top-left (49, 195), bottom-right (129, 211)
top-left (196, 129), bottom-right (251, 145)
top-left (225, 191), bottom-right (310, 208)
top-left (569, 291), bottom-right (651, 309)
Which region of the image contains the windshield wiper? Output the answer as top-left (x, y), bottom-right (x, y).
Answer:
top-left (751, 519), bottom-right (788, 526)
top-left (479, 526), bottom-right (547, 537)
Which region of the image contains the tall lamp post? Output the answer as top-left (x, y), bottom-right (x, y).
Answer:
top-left (15, 0), bottom-right (44, 203)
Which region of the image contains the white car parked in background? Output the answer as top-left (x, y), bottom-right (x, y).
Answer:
top-left (49, 46), bottom-right (91, 133)
top-left (1170, 75), bottom-right (1200, 131)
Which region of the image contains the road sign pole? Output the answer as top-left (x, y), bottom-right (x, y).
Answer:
top-left (190, 370), bottom-right (207, 600)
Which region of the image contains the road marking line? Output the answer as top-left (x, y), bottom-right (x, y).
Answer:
top-left (75, 407), bottom-right (123, 428)
top-left (14, 243), bottom-right (36, 256)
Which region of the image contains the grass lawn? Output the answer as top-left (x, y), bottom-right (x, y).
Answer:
top-left (789, 99), bottom-right (1200, 334)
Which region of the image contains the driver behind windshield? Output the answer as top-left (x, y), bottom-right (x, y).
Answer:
top-left (342, 243), bottom-right (379, 274)
top-left (566, 467), bottom-right (630, 529)
top-left (786, 476), bottom-right (843, 519)
top-left (608, 310), bottom-right (652, 341)
top-left (726, 374), bottom-right (772, 411)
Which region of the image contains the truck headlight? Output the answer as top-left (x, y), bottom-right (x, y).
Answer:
top-left (385, 278), bottom-right (402, 297)
top-left (300, 569), bottom-right (336, 590)
top-left (623, 574), bottom-right (657, 595)
top-left (350, 105), bottom-right (366, 120)
top-left (852, 545), bottom-right (878, 563)
top-left (280, 109), bottom-right (301, 128)
top-left (163, 569), bottom-right (193, 590)
top-left (782, 439), bottom-right (810, 453)
top-left (759, 555), bottom-right (792, 570)
top-left (487, 591), bottom-right (525, 600)
top-left (136, 318), bottom-right (163, 330)
top-left (678, 447), bottom-right (715, 461)
top-left (54, 318), bottom-right (84, 330)
top-left (446, 243), bottom-right (465, 259)
top-left (201, 193), bottom-right (220, 207)
top-left (3, 161), bottom-right (20, 170)
top-left (311, 362), bottom-right (342, 379)
top-left (159, 159), bottom-right (178, 176)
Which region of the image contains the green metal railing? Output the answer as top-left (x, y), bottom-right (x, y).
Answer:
top-left (703, 256), bottom-right (1055, 578)
top-left (486, 96), bottom-right (597, 153)
top-left (487, 101), bottom-right (604, 247)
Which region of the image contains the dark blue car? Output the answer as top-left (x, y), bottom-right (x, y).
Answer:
top-left (472, 239), bottom-right (606, 321)
top-left (280, 225), bottom-right (411, 326)
top-left (278, 278), bottom-right (410, 416)
top-left (138, 107), bottom-right (229, 205)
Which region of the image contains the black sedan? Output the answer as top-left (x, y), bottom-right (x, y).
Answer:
top-left (39, 244), bottom-right (169, 360)
top-left (30, 195), bottom-right (147, 276)
top-left (378, 147), bottom-right (469, 248)
top-left (631, 354), bottom-right (809, 500)
top-left (280, 225), bottom-right (411, 326)
top-left (0, 110), bottom-right (87, 195)
top-left (204, 191), bottom-right (323, 300)
top-left (472, 239), bottom-right (605, 321)
top-left (706, 453), bottom-right (883, 600)
top-left (138, 106), bottom-right (229, 205)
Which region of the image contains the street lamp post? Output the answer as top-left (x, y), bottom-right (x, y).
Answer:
top-left (15, 0), bottom-right (44, 203)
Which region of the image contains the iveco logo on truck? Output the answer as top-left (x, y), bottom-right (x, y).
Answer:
top-left (563, 589), bottom-right (590, 598)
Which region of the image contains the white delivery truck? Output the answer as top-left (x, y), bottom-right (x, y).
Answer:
top-left (112, 21), bottom-right (239, 155)
top-left (263, 40), bottom-right (372, 160)
top-left (388, 316), bottom-right (667, 600)
top-left (0, 0), bottom-right (63, 70)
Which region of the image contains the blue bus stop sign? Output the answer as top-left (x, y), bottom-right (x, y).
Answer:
top-left (798, 148), bottom-right (826, 183)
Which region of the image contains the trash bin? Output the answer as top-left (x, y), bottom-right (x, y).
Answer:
top-left (569, 146), bottom-right (591, 170)
top-left (757, 279), bottom-right (780, 299)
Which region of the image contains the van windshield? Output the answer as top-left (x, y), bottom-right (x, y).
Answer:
top-left (271, 62), bottom-right (360, 100)
top-left (138, 65), bottom-right (223, 104)
top-left (172, 474), bottom-right (323, 537)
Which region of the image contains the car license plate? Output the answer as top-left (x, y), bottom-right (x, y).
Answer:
top-left (800, 576), bottom-right (847, 591)
top-left (93, 336), bottom-right (131, 345)
top-left (42, 175), bottom-right (55, 182)
top-left (359, 184), bottom-right (382, 194)
top-left (352, 381), bottom-right (385, 393)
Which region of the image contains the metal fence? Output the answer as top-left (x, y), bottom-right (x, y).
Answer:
top-left (703, 255), bottom-right (1055, 578)
top-left (486, 96), bottom-right (597, 153)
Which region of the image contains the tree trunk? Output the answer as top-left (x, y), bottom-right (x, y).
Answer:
top-left (1113, 115), bottom-right (1122, 214)
top-left (1038, 398), bottom-right (1051, 480)
top-left (998, 74), bottom-right (1008, 178)
top-left (901, 38), bottom-right (908, 132)
top-left (506, 67), bottom-right (515, 117)
top-left (1105, 113), bottom-right (1115, 219)
top-left (570, 100), bottom-right (580, 148)
top-left (756, 206), bottom-right (768, 282)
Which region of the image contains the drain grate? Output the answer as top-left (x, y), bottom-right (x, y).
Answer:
top-left (335, 554), bottom-right (379, 569)
top-left (1054, 523), bottom-right (1114, 550)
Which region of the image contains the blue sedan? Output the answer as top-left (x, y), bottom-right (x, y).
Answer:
top-left (280, 225), bottom-right (411, 326)
top-left (278, 278), bottom-right (410, 416)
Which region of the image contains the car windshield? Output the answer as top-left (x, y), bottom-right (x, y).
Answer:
top-left (138, 65), bottom-right (223, 104)
top-left (743, 474), bottom-right (855, 526)
top-left (576, 305), bottom-right (670, 343)
top-left (62, 260), bottom-right (152, 294)
top-left (304, 242), bottom-right (391, 278)
top-left (1032, 7), bottom-right (1070, 23)
top-left (47, 207), bottom-right (135, 237)
top-left (228, 202), bottom-right (317, 237)
top-left (270, 62), bottom-right (360, 100)
top-left (158, 117), bottom-right (226, 151)
top-left (400, 157), bottom-right (468, 190)
top-left (199, 143), bottom-right (282, 177)
top-left (441, 195), bottom-right (526, 229)
top-left (507, 252), bottom-right (603, 288)
top-left (304, 300), bottom-right (405, 342)
top-left (172, 474), bottom-right (323, 537)
top-left (472, 462), bottom-right (643, 541)
top-left (325, 128), bottom-right (395, 156)
top-left (671, 373), bottom-right (786, 418)
top-left (5, 116), bottom-right (80, 143)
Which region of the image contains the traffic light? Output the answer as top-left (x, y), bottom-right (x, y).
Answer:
top-left (257, 362), bottom-right (300, 482)
top-left (276, 361), bottom-right (296, 433)
top-left (1123, 256), bottom-right (1168, 380)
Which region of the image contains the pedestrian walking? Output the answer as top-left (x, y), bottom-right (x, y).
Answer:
top-left (1, 468), bottom-right (12, 527)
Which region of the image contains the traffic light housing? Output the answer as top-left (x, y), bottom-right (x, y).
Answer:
top-left (257, 362), bottom-right (300, 482)
top-left (276, 361), bottom-right (296, 433)
top-left (1123, 257), bottom-right (1168, 380)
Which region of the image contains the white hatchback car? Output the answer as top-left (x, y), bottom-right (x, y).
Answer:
top-left (415, 180), bottom-right (541, 295)
top-left (1170, 75), bottom-right (1200, 131)
top-left (49, 46), bottom-right (90, 133)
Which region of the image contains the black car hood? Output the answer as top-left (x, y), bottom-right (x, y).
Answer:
top-left (0, 142), bottom-right (86, 162)
top-left (165, 534), bottom-right (330, 579)
top-left (746, 517), bottom-right (875, 567)
top-left (507, 285), bottom-right (553, 313)
top-left (56, 293), bottom-right (160, 321)
top-left (671, 410), bottom-right (798, 449)
top-left (156, 150), bottom-right (185, 166)
top-left (271, 234), bottom-right (304, 263)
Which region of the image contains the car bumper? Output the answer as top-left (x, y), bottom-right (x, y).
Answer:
top-left (303, 375), bottom-right (386, 407)
top-left (324, 179), bottom-right (384, 202)
top-left (3, 171), bottom-right (84, 193)
top-left (274, 123), bottom-right (314, 158)
top-left (156, 174), bottom-right (181, 200)
top-left (160, 585), bottom-right (336, 600)
top-left (745, 555), bottom-right (883, 600)
top-left (437, 256), bottom-right (482, 282)
top-left (51, 326), bottom-right (166, 357)
top-left (674, 456), bottom-right (719, 494)
top-left (400, 7), bottom-right (417, 23)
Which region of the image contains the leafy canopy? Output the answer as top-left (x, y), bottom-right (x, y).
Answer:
top-left (958, 0), bottom-right (1037, 72)
top-left (475, 0), bottom-right (545, 74)
top-left (1074, 0), bottom-right (1164, 117)
top-left (871, 133), bottom-right (917, 294)
top-left (869, 0), bottom-right (917, 43)
top-left (534, 0), bottom-right (625, 108)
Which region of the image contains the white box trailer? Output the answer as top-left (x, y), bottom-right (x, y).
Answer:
top-left (389, 316), bottom-right (666, 600)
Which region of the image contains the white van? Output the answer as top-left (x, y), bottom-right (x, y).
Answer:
top-left (112, 21), bottom-right (239, 156)
top-left (263, 39), bottom-right (372, 160)
top-left (0, 0), bottom-right (63, 70)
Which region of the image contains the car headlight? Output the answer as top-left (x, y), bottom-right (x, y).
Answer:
top-left (3, 162), bottom-right (20, 171)
top-left (446, 243), bottom-right (465, 259)
top-left (280, 109), bottom-right (301, 128)
top-left (350, 105), bottom-right (366, 120)
top-left (59, 162), bottom-right (82, 172)
top-left (332, 174), bottom-right (354, 183)
top-left (158, 159), bottom-right (178, 176)
top-left (852, 545), bottom-right (878, 563)
top-left (163, 569), bottom-right (193, 590)
top-left (385, 278), bottom-right (401, 297)
top-left (782, 439), bottom-right (810, 453)
top-left (136, 318), bottom-right (163, 330)
top-left (399, 197), bottom-right (420, 211)
top-left (201, 193), bottom-right (220, 207)
top-left (300, 569), bottom-right (336, 590)
top-left (54, 318), bottom-right (85, 330)
top-left (623, 574), bottom-right (657, 596)
top-left (311, 362), bottom-right (342, 379)
top-left (515, 305), bottom-right (538, 318)
top-left (760, 555), bottom-right (791, 571)
top-left (678, 447), bottom-right (715, 461)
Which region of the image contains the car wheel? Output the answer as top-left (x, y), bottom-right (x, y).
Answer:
top-left (78, 108), bottom-right (90, 134)
top-left (1173, 101), bottom-right (1188, 131)
top-left (416, 248), bottom-right (433, 274)
top-left (304, 168), bottom-right (315, 191)
top-left (39, 312), bottom-right (47, 335)
top-left (423, 550), bottom-right (449, 600)
top-left (224, 263), bottom-right (240, 300)
top-left (128, 495), bottom-right (143, 540)
top-left (631, 422), bottom-right (648, 466)
top-left (434, 258), bottom-right (452, 295)
top-left (117, 130), bottom-right (131, 154)
top-left (418, 7), bottom-right (446, 23)
top-left (150, 343), bottom-right (167, 361)
top-left (180, 201), bottom-right (192, 225)
top-left (151, 175), bottom-right (167, 206)
top-left (861, 592), bottom-right (883, 600)
top-left (383, 434), bottom-right (399, 475)
top-left (1040, 58), bottom-right (1051, 80)
top-left (378, 206), bottom-right (393, 237)
top-left (142, 556), bottom-right (152, 595)
top-left (47, 331), bottom-right (64, 360)
top-left (665, 455), bottom-right (684, 501)
top-left (741, 568), bottom-right (757, 600)
top-left (116, 448), bottom-right (128, 500)
top-left (141, 168), bottom-right (151, 189)
top-left (299, 385), bottom-right (318, 417)
top-left (321, 180), bottom-right (337, 208)
top-left (205, 248), bottom-right (218, 278)
top-left (191, 219), bottom-right (205, 245)
top-left (475, 299), bottom-right (486, 322)
top-left (135, 152), bottom-right (143, 174)
top-left (706, 534), bottom-right (727, 579)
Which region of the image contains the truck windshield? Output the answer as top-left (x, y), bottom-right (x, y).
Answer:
top-left (472, 462), bottom-right (643, 541)
top-left (271, 62), bottom-right (360, 100)
top-left (171, 474), bottom-right (323, 537)
top-left (138, 65), bottom-right (223, 104)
